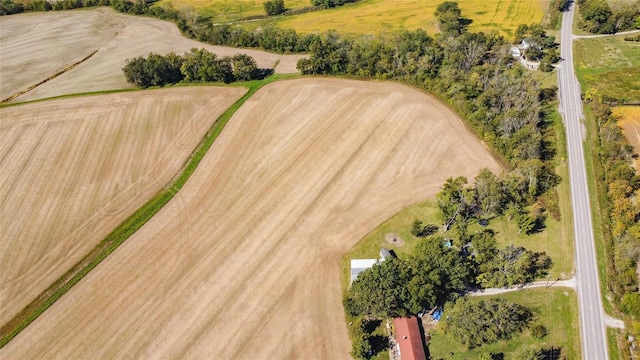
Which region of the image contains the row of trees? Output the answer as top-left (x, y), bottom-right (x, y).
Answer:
top-left (295, 4), bottom-right (563, 235)
top-left (345, 232), bottom-right (551, 318)
top-left (576, 0), bottom-right (640, 34)
top-left (122, 49), bottom-right (259, 87)
top-left (587, 94), bottom-right (640, 351)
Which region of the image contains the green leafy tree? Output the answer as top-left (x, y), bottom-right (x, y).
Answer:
top-left (477, 245), bottom-right (551, 287)
top-left (231, 53), bottom-right (258, 81)
top-left (404, 236), bottom-right (470, 313)
top-left (436, 176), bottom-right (474, 231)
top-left (347, 258), bottom-right (409, 318)
top-left (435, 1), bottom-right (464, 36)
top-left (474, 168), bottom-right (505, 217)
top-left (510, 345), bottom-right (541, 360)
top-left (264, 0), bottom-right (285, 15)
top-left (530, 324), bottom-right (547, 340)
top-left (443, 297), bottom-right (532, 349)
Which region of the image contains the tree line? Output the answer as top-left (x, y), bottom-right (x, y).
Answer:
top-left (586, 93), bottom-right (640, 354)
top-left (122, 49), bottom-right (260, 88)
top-left (576, 0), bottom-right (639, 34)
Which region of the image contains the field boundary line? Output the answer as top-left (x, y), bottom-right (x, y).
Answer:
top-left (0, 76), bottom-right (287, 348)
top-left (2, 50), bottom-right (99, 104)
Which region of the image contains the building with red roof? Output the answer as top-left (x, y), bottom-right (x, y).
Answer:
top-left (393, 317), bottom-right (427, 360)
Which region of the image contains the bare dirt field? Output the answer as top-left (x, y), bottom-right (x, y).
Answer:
top-left (1, 78), bottom-right (500, 359)
top-left (614, 106), bottom-right (640, 169)
top-left (0, 86), bottom-right (246, 326)
top-left (0, 8), bottom-right (304, 102)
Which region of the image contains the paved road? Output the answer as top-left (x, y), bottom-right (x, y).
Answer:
top-left (558, 3), bottom-right (609, 359)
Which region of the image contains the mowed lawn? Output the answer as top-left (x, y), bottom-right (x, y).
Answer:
top-left (575, 35), bottom-right (640, 104)
top-left (238, 0), bottom-right (548, 37)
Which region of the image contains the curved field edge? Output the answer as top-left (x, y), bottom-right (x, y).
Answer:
top-left (0, 75), bottom-right (289, 348)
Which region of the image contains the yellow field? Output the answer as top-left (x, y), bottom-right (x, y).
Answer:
top-left (614, 106), bottom-right (640, 170)
top-left (157, 0), bottom-right (310, 19)
top-left (271, 0), bottom-right (548, 37)
top-left (185, 0), bottom-right (549, 37)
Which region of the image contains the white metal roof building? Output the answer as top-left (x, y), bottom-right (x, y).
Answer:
top-left (350, 259), bottom-right (379, 284)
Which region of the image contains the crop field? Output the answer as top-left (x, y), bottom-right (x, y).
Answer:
top-left (156, 0), bottom-right (311, 20)
top-left (575, 35), bottom-right (640, 104)
top-left (0, 86), bottom-right (246, 327)
top-left (1, 78), bottom-right (500, 359)
top-left (239, 0), bottom-right (548, 37)
top-left (0, 8), bottom-right (304, 103)
top-left (614, 106), bottom-right (640, 169)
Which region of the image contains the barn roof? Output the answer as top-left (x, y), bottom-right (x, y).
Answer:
top-left (393, 317), bottom-right (427, 360)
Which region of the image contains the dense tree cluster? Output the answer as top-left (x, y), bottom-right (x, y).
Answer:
top-left (442, 297), bottom-right (532, 349)
top-left (588, 95), bottom-right (640, 311)
top-left (122, 49), bottom-right (258, 87)
top-left (263, 0), bottom-right (285, 16)
top-left (576, 0), bottom-right (640, 34)
top-left (436, 170), bottom-right (558, 240)
top-left (345, 237), bottom-right (469, 319)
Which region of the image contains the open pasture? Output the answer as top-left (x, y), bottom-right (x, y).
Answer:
top-left (0, 8), bottom-right (303, 103)
top-left (156, 0), bottom-right (311, 20)
top-left (0, 86), bottom-right (246, 327)
top-left (241, 0), bottom-right (548, 37)
top-left (1, 78), bottom-right (500, 358)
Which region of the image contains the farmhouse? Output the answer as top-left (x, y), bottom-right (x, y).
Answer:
top-left (393, 317), bottom-right (427, 360)
top-left (510, 46), bottom-right (521, 58)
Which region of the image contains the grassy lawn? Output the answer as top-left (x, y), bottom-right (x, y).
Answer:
top-left (340, 194), bottom-right (574, 293)
top-left (574, 35), bottom-right (640, 103)
top-left (428, 288), bottom-right (580, 359)
top-left (237, 0), bottom-right (548, 38)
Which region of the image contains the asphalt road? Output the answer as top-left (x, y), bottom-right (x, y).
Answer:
top-left (558, 3), bottom-right (609, 359)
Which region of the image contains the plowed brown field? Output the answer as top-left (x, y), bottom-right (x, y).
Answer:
top-left (0, 8), bottom-right (304, 102)
top-left (1, 79), bottom-right (500, 359)
top-left (0, 86), bottom-right (246, 326)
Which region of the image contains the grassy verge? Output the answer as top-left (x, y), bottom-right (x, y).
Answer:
top-left (430, 288), bottom-right (580, 359)
top-left (582, 104), bottom-right (615, 315)
top-left (0, 75), bottom-right (292, 348)
top-left (608, 328), bottom-right (622, 360)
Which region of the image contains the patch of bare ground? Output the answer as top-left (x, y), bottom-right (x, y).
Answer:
top-left (1, 79), bottom-right (500, 359)
top-left (0, 86), bottom-right (246, 326)
top-left (0, 8), bottom-right (304, 103)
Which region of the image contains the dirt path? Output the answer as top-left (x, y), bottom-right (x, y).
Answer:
top-left (469, 278), bottom-right (577, 296)
top-left (1, 78), bottom-right (500, 359)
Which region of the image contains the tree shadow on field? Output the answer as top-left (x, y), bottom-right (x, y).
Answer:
top-left (255, 68), bottom-right (275, 80)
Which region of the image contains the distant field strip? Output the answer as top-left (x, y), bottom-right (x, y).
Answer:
top-left (0, 8), bottom-right (304, 103)
top-left (0, 87), bottom-right (246, 343)
top-left (239, 0), bottom-right (548, 37)
top-left (1, 78), bottom-right (500, 359)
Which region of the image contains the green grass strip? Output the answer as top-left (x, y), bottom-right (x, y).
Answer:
top-left (0, 75), bottom-right (290, 348)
